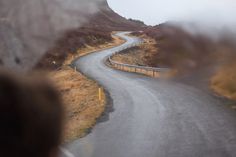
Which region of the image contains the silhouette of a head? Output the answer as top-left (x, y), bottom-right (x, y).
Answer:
top-left (0, 71), bottom-right (64, 157)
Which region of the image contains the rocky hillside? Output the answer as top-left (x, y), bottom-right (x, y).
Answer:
top-left (83, 1), bottom-right (145, 31)
top-left (0, 0), bottom-right (145, 71)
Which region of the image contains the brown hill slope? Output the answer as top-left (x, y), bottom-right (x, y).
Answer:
top-left (139, 24), bottom-right (234, 73)
top-left (37, 0), bottom-right (145, 69)
top-left (135, 23), bottom-right (236, 100)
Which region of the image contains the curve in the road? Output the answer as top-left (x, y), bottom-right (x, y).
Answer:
top-left (62, 32), bottom-right (236, 157)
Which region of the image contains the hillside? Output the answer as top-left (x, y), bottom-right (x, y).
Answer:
top-left (37, 0), bottom-right (145, 69)
top-left (133, 23), bottom-right (236, 100)
top-left (83, 1), bottom-right (145, 31)
top-left (0, 0), bottom-right (145, 71)
top-left (127, 23), bottom-right (234, 73)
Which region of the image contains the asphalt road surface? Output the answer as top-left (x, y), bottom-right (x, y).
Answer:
top-left (61, 32), bottom-right (236, 157)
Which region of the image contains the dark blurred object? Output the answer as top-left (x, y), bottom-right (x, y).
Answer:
top-left (0, 70), bottom-right (63, 157)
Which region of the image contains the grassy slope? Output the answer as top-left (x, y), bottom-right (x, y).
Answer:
top-left (211, 63), bottom-right (236, 101)
top-left (37, 27), bottom-right (113, 70)
top-left (142, 24), bottom-right (219, 73)
top-left (111, 35), bottom-right (157, 66)
top-left (50, 67), bottom-right (105, 141)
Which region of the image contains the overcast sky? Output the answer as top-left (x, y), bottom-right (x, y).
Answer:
top-left (107, 0), bottom-right (236, 28)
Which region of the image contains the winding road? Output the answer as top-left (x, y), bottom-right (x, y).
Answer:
top-left (62, 32), bottom-right (236, 157)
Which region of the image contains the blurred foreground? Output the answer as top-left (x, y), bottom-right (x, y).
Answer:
top-left (0, 70), bottom-right (63, 157)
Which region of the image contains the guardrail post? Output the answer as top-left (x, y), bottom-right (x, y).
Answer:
top-left (98, 87), bottom-right (103, 105)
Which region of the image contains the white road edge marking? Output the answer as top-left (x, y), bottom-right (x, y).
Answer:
top-left (60, 147), bottom-right (75, 157)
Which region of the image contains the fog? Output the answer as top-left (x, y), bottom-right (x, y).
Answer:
top-left (108, 0), bottom-right (236, 33)
top-left (0, 0), bottom-right (105, 71)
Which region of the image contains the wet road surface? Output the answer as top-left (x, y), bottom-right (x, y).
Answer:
top-left (62, 32), bottom-right (236, 157)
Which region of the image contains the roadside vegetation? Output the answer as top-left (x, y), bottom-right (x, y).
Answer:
top-left (50, 66), bottom-right (106, 142)
top-left (111, 34), bottom-right (157, 67)
top-left (37, 27), bottom-right (113, 70)
top-left (211, 63), bottom-right (236, 101)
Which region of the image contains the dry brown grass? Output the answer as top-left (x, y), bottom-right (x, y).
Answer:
top-left (211, 63), bottom-right (236, 101)
top-left (112, 35), bottom-right (157, 66)
top-left (111, 35), bottom-right (175, 78)
top-left (48, 34), bottom-right (125, 142)
top-left (64, 34), bottom-right (125, 65)
top-left (50, 67), bottom-right (106, 142)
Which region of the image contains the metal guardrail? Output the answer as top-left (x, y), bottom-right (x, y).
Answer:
top-left (107, 40), bottom-right (170, 78)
